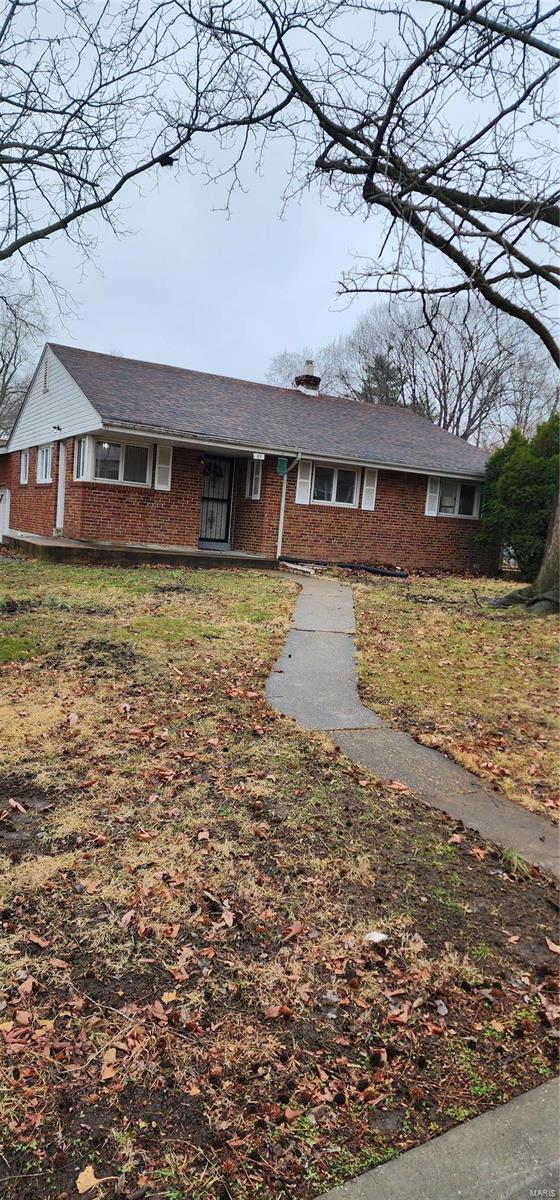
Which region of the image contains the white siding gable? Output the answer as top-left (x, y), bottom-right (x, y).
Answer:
top-left (7, 346), bottom-right (101, 452)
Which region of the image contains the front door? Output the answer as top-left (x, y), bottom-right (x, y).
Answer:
top-left (199, 457), bottom-right (233, 545)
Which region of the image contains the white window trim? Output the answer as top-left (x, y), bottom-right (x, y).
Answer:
top-left (311, 462), bottom-right (360, 508)
top-left (92, 439), bottom-right (153, 488)
top-left (36, 443), bottom-right (53, 484)
top-left (245, 457), bottom-right (262, 500)
top-left (425, 475), bottom-right (481, 519)
top-left (20, 449), bottom-right (29, 485)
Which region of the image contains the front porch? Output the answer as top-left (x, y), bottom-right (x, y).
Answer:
top-left (3, 530), bottom-right (277, 570)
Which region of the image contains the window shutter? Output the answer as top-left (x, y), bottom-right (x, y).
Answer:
top-left (295, 460), bottom-right (312, 504)
top-left (251, 459), bottom-right (262, 500)
top-left (361, 468), bottom-right (377, 511)
top-left (425, 476), bottom-right (440, 516)
top-left (155, 444), bottom-right (173, 491)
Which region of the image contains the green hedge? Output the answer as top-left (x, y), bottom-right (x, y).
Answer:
top-left (476, 415), bottom-right (559, 581)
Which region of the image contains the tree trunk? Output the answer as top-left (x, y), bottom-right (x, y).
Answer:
top-left (534, 490), bottom-right (559, 608)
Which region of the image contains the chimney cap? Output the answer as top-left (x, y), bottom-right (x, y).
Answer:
top-left (294, 358), bottom-right (321, 392)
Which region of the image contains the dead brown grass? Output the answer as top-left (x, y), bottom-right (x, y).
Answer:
top-left (0, 560), bottom-right (557, 1200)
top-left (353, 574), bottom-right (559, 819)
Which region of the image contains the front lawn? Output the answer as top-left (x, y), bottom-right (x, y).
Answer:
top-left (353, 575), bottom-right (559, 820)
top-left (0, 560), bottom-right (558, 1200)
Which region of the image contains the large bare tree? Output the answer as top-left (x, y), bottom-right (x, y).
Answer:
top-left (177, 0), bottom-right (559, 364)
top-left (0, 0), bottom-right (292, 294)
top-left (3, 2), bottom-right (558, 369)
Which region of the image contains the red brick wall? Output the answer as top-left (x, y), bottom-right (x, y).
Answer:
top-left (281, 467), bottom-right (492, 574)
top-left (64, 442), bottom-right (203, 547)
top-left (231, 458), bottom-right (282, 556)
top-left (2, 444), bottom-right (59, 536)
top-left (1, 442), bottom-right (494, 574)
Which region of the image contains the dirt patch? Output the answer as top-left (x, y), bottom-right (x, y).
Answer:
top-left (80, 639), bottom-right (139, 673)
top-left (406, 592), bottom-right (462, 607)
top-left (0, 774), bottom-right (57, 861)
top-left (0, 597), bottom-right (36, 614)
top-left (45, 637), bottom-right (139, 674)
top-left (155, 581), bottom-right (194, 595)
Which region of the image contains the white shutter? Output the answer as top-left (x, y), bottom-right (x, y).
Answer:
top-left (246, 458), bottom-right (262, 500)
top-left (84, 435), bottom-right (94, 481)
top-left (155, 444), bottom-right (173, 491)
top-left (425, 475), bottom-right (440, 516)
top-left (251, 458), bottom-right (262, 500)
top-left (295, 459), bottom-right (312, 504)
top-left (361, 468), bottom-right (377, 511)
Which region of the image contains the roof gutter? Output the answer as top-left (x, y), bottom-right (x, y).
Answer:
top-left (100, 422), bottom-right (486, 481)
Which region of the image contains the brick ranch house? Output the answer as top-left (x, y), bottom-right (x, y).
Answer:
top-left (0, 343), bottom-right (492, 574)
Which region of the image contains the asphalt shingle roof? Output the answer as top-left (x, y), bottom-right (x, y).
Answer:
top-left (50, 343), bottom-right (488, 477)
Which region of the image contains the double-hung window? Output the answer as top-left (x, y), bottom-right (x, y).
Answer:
top-left (312, 464), bottom-right (358, 507)
top-left (20, 449), bottom-right (29, 485)
top-left (93, 440), bottom-right (151, 486)
top-left (36, 444), bottom-right (52, 484)
top-left (426, 476), bottom-right (480, 518)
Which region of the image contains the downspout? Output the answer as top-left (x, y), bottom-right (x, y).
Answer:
top-left (276, 453), bottom-right (301, 561)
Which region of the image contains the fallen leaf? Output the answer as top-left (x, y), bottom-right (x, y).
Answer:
top-left (282, 921), bottom-right (303, 940)
top-left (28, 932), bottom-right (49, 948)
top-left (545, 938), bottom-right (560, 955)
top-left (162, 991), bottom-right (177, 1003)
top-left (76, 1165), bottom-right (117, 1193)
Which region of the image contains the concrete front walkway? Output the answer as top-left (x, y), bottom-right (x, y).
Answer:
top-left (321, 1079), bottom-right (559, 1200)
top-left (267, 578), bottom-right (560, 1199)
top-left (267, 577), bottom-right (559, 878)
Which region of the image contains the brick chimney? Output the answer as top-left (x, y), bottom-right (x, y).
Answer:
top-left (294, 359), bottom-right (321, 394)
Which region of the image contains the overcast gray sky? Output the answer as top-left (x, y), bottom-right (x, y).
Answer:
top-left (47, 148), bottom-right (380, 386)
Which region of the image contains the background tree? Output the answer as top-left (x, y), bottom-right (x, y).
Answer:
top-left (267, 299), bottom-right (557, 444)
top-left (358, 354), bottom-right (402, 406)
top-left (0, 294), bottom-right (46, 433)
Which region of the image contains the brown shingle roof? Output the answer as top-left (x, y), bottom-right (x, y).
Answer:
top-left (50, 343), bottom-right (488, 477)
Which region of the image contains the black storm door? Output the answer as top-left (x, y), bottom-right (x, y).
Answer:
top-left (199, 457), bottom-right (233, 543)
